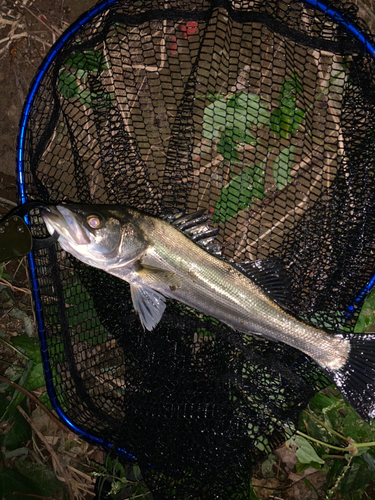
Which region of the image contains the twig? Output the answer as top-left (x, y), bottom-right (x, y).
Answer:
top-left (67, 464), bottom-right (94, 482)
top-left (0, 373), bottom-right (68, 433)
top-left (0, 196), bottom-right (17, 207)
top-left (13, 256), bottom-right (26, 279)
top-left (0, 337), bottom-right (30, 360)
top-left (294, 430), bottom-right (375, 453)
top-left (0, 32), bottom-right (27, 45)
top-left (302, 410), bottom-right (349, 442)
top-left (16, 404), bottom-right (75, 500)
top-left (0, 277), bottom-right (31, 294)
top-left (19, 5), bottom-right (61, 37)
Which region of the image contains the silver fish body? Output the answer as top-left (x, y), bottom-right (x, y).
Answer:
top-left (114, 210), bottom-right (349, 371)
top-left (43, 203), bottom-right (375, 420)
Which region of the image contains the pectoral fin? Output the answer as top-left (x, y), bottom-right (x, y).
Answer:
top-left (130, 284), bottom-right (166, 331)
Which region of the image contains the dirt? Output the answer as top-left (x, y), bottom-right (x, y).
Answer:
top-left (0, 2), bottom-right (101, 498)
top-left (1, 1), bottom-right (375, 499)
top-left (0, 0), bottom-right (96, 212)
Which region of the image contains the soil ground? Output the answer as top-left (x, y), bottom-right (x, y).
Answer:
top-left (1, 1), bottom-right (375, 499)
top-left (0, 2), bottom-right (102, 499)
top-left (0, 0), bottom-right (95, 212)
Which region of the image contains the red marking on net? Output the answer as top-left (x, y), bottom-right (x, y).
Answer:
top-left (181, 21), bottom-right (198, 39)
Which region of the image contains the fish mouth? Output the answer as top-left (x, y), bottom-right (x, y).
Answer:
top-left (42, 206), bottom-right (91, 245)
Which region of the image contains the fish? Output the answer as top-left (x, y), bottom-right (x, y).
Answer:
top-left (42, 203), bottom-right (375, 420)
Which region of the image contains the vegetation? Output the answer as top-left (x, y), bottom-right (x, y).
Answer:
top-left (1, 254), bottom-right (375, 499)
top-left (1, 41), bottom-right (375, 498)
top-left (201, 73), bottom-right (304, 223)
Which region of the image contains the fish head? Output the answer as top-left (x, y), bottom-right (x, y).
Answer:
top-left (42, 204), bottom-right (148, 269)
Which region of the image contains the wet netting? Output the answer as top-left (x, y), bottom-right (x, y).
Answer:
top-left (17, 0), bottom-right (375, 497)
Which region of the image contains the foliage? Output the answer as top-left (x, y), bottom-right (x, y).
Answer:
top-left (0, 260), bottom-right (69, 499)
top-left (354, 288), bottom-right (375, 333)
top-left (59, 49), bottom-right (114, 109)
top-left (253, 386), bottom-right (375, 499)
top-left (0, 462), bottom-right (68, 500)
top-left (0, 336), bottom-right (69, 499)
top-left (296, 388), bottom-right (375, 498)
top-left (200, 74), bottom-right (305, 222)
top-left (93, 455), bottom-right (151, 499)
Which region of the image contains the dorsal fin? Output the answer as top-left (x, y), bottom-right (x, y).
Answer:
top-left (164, 210), bottom-right (222, 256)
top-left (234, 259), bottom-right (292, 310)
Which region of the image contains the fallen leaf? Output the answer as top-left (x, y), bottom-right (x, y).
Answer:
top-left (275, 443), bottom-right (298, 470)
top-left (252, 477), bottom-right (281, 499)
top-left (31, 406), bottom-right (60, 436)
top-left (45, 436), bottom-right (60, 445)
top-left (286, 471), bottom-right (326, 499)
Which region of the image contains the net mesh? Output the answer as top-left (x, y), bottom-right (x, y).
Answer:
top-left (19, 0), bottom-right (375, 497)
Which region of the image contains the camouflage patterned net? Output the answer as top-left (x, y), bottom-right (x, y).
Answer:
top-left (18, 0), bottom-right (375, 497)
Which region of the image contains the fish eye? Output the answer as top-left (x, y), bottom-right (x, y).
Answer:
top-left (86, 215), bottom-right (102, 229)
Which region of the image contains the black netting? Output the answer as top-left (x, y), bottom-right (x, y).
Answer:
top-left (19, 0), bottom-right (375, 497)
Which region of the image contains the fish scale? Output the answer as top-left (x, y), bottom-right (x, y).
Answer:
top-left (42, 203), bottom-right (375, 420)
top-left (136, 215), bottom-right (350, 370)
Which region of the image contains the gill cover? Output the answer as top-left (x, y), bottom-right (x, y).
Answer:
top-left (43, 204), bottom-right (149, 268)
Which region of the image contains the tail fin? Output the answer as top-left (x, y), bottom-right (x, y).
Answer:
top-left (324, 334), bottom-right (375, 421)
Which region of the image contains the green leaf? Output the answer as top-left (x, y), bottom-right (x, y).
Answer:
top-left (213, 162), bottom-right (266, 222)
top-left (249, 480), bottom-right (261, 499)
top-left (235, 93), bottom-right (270, 126)
top-left (309, 391), bottom-right (339, 411)
top-left (290, 436), bottom-right (324, 464)
top-left (295, 461), bottom-right (312, 474)
top-left (273, 145), bottom-right (295, 190)
top-left (39, 391), bottom-right (53, 410)
top-left (64, 282), bottom-right (93, 306)
top-left (77, 89), bottom-right (114, 109)
top-left (133, 465), bottom-right (142, 480)
top-left (202, 92), bottom-right (269, 142)
top-left (0, 467), bottom-right (47, 499)
top-left (270, 107), bottom-right (305, 138)
top-left (326, 457), bottom-right (345, 489)
top-left (355, 288), bottom-right (375, 332)
top-left (0, 392), bottom-right (11, 417)
top-left (206, 90), bottom-right (226, 103)
top-left (64, 49), bottom-right (108, 72)
top-left (114, 460), bottom-right (126, 478)
top-left (3, 360), bottom-right (34, 420)
top-left (27, 362), bottom-right (45, 391)
top-left (299, 412), bottom-right (326, 442)
top-left (356, 447), bottom-right (370, 456)
top-left (308, 460), bottom-right (323, 471)
top-left (14, 461), bottom-right (67, 498)
top-left (58, 71), bottom-right (79, 99)
top-left (270, 73), bottom-right (305, 138)
top-left (261, 454), bottom-right (276, 478)
top-left (217, 130), bottom-right (239, 161)
top-left (279, 73), bottom-right (303, 100)
top-left (2, 406), bottom-right (31, 451)
top-left (361, 451), bottom-right (375, 471)
top-left (202, 99), bottom-right (227, 140)
top-left (338, 460), bottom-right (374, 494)
top-left (11, 335), bottom-right (42, 364)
